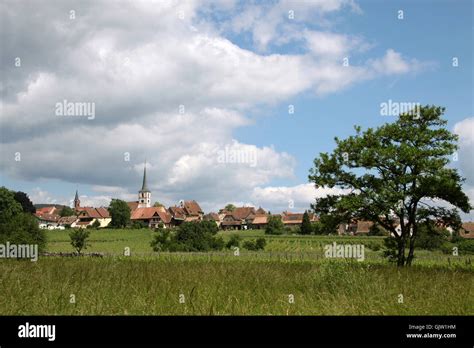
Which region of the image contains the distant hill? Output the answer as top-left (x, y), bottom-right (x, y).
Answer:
top-left (34, 204), bottom-right (69, 210)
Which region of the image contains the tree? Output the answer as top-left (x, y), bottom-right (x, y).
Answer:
top-left (69, 229), bottom-right (90, 255)
top-left (91, 219), bottom-right (101, 229)
top-left (0, 187), bottom-right (46, 251)
top-left (153, 201), bottom-right (164, 208)
top-left (60, 206), bottom-right (75, 217)
top-left (309, 106), bottom-right (471, 266)
top-left (0, 187), bottom-right (23, 223)
top-left (265, 215), bottom-right (284, 235)
top-left (225, 204), bottom-right (236, 212)
top-left (108, 199), bottom-right (131, 228)
top-left (299, 211), bottom-right (312, 235)
top-left (13, 191), bottom-right (36, 214)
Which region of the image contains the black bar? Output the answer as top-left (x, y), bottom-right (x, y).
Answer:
top-left (0, 316), bottom-right (472, 346)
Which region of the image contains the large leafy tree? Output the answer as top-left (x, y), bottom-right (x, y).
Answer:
top-left (309, 106), bottom-right (471, 266)
top-left (13, 191), bottom-right (36, 214)
top-left (108, 199), bottom-right (131, 228)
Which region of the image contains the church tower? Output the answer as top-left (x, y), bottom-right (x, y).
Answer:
top-left (138, 162), bottom-right (151, 208)
top-left (74, 190), bottom-right (81, 210)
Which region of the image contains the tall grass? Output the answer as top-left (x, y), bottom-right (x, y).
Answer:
top-left (0, 257), bottom-right (472, 315)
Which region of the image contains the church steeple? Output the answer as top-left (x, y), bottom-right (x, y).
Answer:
top-left (140, 161), bottom-right (150, 193)
top-left (138, 161), bottom-right (151, 208)
top-left (74, 189), bottom-right (80, 210)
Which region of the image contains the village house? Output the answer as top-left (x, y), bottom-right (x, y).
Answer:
top-left (35, 206), bottom-right (62, 229)
top-left (75, 207), bottom-right (111, 228)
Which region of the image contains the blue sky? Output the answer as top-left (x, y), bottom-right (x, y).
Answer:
top-left (1, 0), bottom-right (473, 218)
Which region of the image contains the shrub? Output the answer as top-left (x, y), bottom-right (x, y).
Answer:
top-left (242, 238), bottom-right (266, 251)
top-left (265, 216), bottom-right (284, 235)
top-left (255, 237), bottom-right (266, 250)
top-left (226, 234), bottom-right (241, 249)
top-left (0, 212), bottom-right (47, 252)
top-left (91, 219), bottom-right (101, 229)
top-left (69, 229), bottom-right (90, 255)
top-left (151, 221), bottom-right (223, 252)
top-left (414, 224), bottom-right (450, 250)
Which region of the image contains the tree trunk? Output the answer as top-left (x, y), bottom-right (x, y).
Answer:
top-left (406, 224), bottom-right (417, 266)
top-left (397, 237), bottom-right (406, 267)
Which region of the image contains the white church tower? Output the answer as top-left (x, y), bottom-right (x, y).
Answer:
top-left (138, 162), bottom-right (151, 208)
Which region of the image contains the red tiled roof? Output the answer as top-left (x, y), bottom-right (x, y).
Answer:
top-left (131, 207), bottom-right (171, 224)
top-left (168, 206), bottom-right (186, 220)
top-left (127, 201), bottom-right (139, 211)
top-left (79, 207), bottom-right (110, 219)
top-left (183, 200), bottom-right (203, 216)
top-left (252, 214), bottom-right (268, 225)
top-left (231, 207), bottom-right (256, 220)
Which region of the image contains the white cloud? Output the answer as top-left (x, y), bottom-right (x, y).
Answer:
top-left (1, 0), bottom-right (432, 212)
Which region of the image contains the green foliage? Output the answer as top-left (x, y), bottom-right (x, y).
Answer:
top-left (91, 219), bottom-right (101, 229)
top-left (414, 223), bottom-right (450, 250)
top-left (382, 237), bottom-right (399, 263)
top-left (0, 212), bottom-right (47, 251)
top-left (309, 106), bottom-right (471, 266)
top-left (153, 201), bottom-right (164, 207)
top-left (108, 199), bottom-right (131, 228)
top-left (317, 214), bottom-right (341, 235)
top-left (242, 237), bottom-right (266, 251)
top-left (225, 204), bottom-right (236, 212)
top-left (299, 211), bottom-right (312, 235)
top-left (13, 191), bottom-right (36, 214)
top-left (368, 224), bottom-right (389, 236)
top-left (0, 187), bottom-right (46, 252)
top-left (60, 206), bottom-right (75, 217)
top-left (69, 229), bottom-right (90, 254)
top-left (132, 221), bottom-right (148, 229)
top-left (151, 221), bottom-right (224, 252)
top-left (226, 234), bottom-right (241, 249)
top-left (265, 215), bottom-right (284, 235)
top-left (0, 187), bottom-right (23, 223)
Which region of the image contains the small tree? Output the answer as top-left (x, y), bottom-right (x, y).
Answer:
top-left (91, 219), bottom-right (101, 229)
top-left (60, 206), bottom-right (75, 217)
top-left (225, 204), bottom-right (236, 212)
top-left (226, 234), bottom-right (241, 249)
top-left (299, 211), bottom-right (312, 235)
top-left (69, 229), bottom-right (90, 255)
top-left (108, 199), bottom-right (131, 228)
top-left (153, 201), bottom-right (164, 208)
top-left (265, 215), bottom-right (284, 235)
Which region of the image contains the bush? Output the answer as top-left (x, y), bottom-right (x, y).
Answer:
top-left (0, 212), bottom-right (47, 252)
top-left (414, 224), bottom-right (450, 250)
top-left (255, 237), bottom-right (266, 250)
top-left (69, 229), bottom-right (90, 255)
top-left (242, 238), bottom-right (266, 251)
top-left (132, 221), bottom-right (148, 229)
top-left (265, 216), bottom-right (284, 235)
top-left (91, 219), bottom-right (101, 229)
top-left (151, 221), bottom-right (224, 252)
top-left (226, 234), bottom-right (241, 249)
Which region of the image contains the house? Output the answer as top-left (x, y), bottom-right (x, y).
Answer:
top-left (76, 207), bottom-right (111, 228)
top-left (131, 206), bottom-right (172, 228)
top-left (35, 206), bottom-right (61, 229)
top-left (248, 214), bottom-right (268, 229)
top-left (220, 206), bottom-right (256, 230)
top-left (459, 222), bottom-right (474, 239)
top-left (58, 216), bottom-right (78, 228)
top-left (203, 212), bottom-right (221, 227)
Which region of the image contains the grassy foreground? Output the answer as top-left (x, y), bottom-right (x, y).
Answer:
top-left (0, 257), bottom-right (472, 315)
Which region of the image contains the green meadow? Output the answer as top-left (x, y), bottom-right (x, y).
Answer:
top-left (0, 229), bottom-right (472, 315)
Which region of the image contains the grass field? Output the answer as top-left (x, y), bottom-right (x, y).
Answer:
top-left (0, 228), bottom-right (472, 315)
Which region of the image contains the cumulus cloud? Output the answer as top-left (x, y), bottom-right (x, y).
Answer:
top-left (0, 0), bottom-right (431, 212)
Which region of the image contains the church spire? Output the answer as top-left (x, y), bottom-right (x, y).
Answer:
top-left (140, 161), bottom-right (150, 192)
top-left (74, 189), bottom-right (80, 209)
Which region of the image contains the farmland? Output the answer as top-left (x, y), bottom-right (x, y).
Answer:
top-left (0, 229), bottom-right (472, 315)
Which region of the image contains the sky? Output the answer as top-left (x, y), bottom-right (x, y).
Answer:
top-left (0, 0), bottom-right (473, 218)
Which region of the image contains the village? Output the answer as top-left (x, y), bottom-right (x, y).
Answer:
top-left (33, 163), bottom-right (474, 239)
